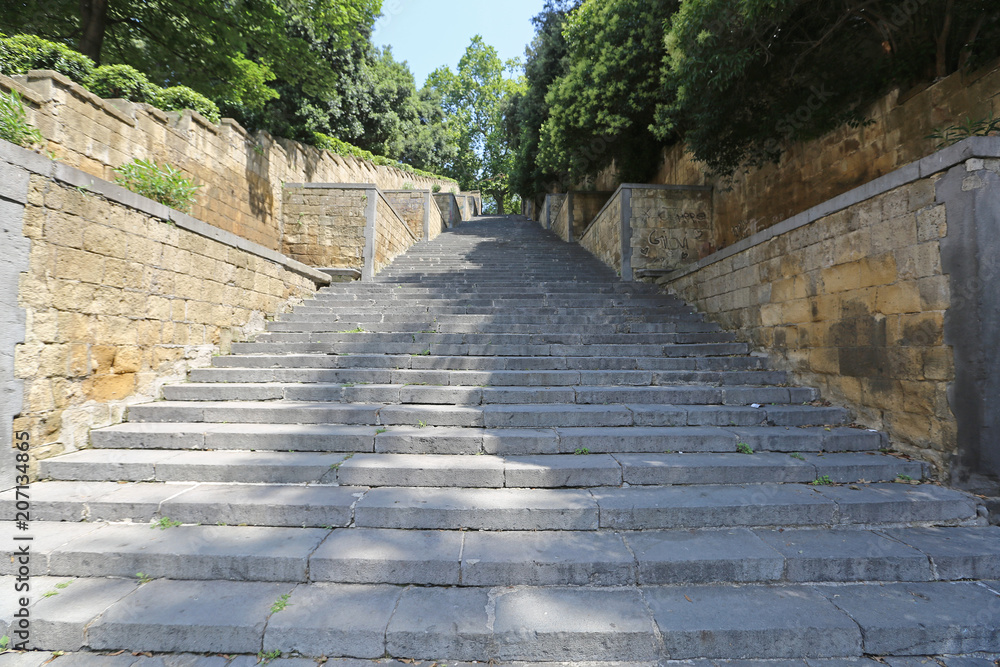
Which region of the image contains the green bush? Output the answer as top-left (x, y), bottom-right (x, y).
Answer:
top-left (0, 33), bottom-right (95, 82)
top-left (0, 89), bottom-right (43, 147)
top-left (84, 64), bottom-right (158, 103)
top-left (431, 184), bottom-right (442, 193)
top-left (154, 86), bottom-right (221, 123)
top-left (113, 158), bottom-right (200, 213)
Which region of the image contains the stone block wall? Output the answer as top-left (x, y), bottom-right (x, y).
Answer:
top-left (1, 144), bottom-right (328, 483)
top-left (384, 190), bottom-right (429, 239)
top-left (372, 192), bottom-right (418, 276)
top-left (551, 195), bottom-right (571, 241)
top-left (542, 194), bottom-right (567, 230)
top-left (630, 187), bottom-right (713, 275)
top-left (1, 71), bottom-right (457, 253)
top-left (661, 138), bottom-right (1000, 489)
top-left (579, 195), bottom-right (622, 275)
top-left (427, 196), bottom-right (445, 242)
top-left (433, 193), bottom-right (462, 228)
top-left (281, 187), bottom-right (368, 269)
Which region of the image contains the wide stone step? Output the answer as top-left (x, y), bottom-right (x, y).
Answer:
top-left (6, 523), bottom-right (999, 587)
top-left (210, 353), bottom-right (770, 371)
top-left (125, 401), bottom-right (850, 429)
top-left (270, 319), bottom-right (723, 334)
top-left (5, 576), bottom-right (998, 659)
top-left (90, 423), bottom-right (878, 455)
top-left (39, 450), bottom-right (925, 486)
top-left (0, 482), bottom-right (978, 529)
top-left (160, 383), bottom-right (818, 405)
top-left (188, 367), bottom-right (789, 386)
top-left (251, 331), bottom-right (736, 345)
top-left (230, 341), bottom-right (751, 357)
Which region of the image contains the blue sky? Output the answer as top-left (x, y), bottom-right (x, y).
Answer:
top-left (372, 0), bottom-right (545, 86)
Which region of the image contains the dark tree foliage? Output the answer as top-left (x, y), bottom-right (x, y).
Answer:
top-left (536, 0), bottom-right (679, 185)
top-left (506, 0), bottom-right (578, 199)
top-left (656, 0), bottom-right (1000, 175)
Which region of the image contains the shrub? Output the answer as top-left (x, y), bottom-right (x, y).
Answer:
top-left (0, 89), bottom-right (43, 147)
top-left (432, 184), bottom-right (442, 193)
top-left (113, 158), bottom-right (200, 212)
top-left (154, 86), bottom-right (221, 123)
top-left (0, 33), bottom-right (95, 82)
top-left (84, 64), bottom-right (158, 103)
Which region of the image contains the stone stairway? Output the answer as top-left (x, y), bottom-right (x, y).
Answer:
top-left (3, 216), bottom-right (1000, 665)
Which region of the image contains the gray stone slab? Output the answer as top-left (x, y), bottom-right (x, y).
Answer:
top-left (39, 450), bottom-right (180, 481)
top-left (883, 659), bottom-right (947, 667)
top-left (42, 654), bottom-right (138, 667)
top-left (375, 426), bottom-right (483, 454)
top-left (155, 451), bottom-right (343, 484)
top-left (0, 653), bottom-right (56, 667)
top-left (593, 485), bottom-right (836, 530)
top-left (88, 579), bottom-right (291, 653)
top-left (204, 424), bottom-right (376, 453)
top-left (309, 528), bottom-right (461, 584)
top-left (385, 587), bottom-right (491, 661)
top-left (379, 404), bottom-right (484, 427)
top-left (504, 454), bottom-right (622, 487)
top-left (355, 487), bottom-right (599, 530)
top-left (558, 427), bottom-right (735, 453)
top-left (262, 583), bottom-right (401, 658)
top-left (626, 529), bottom-right (784, 584)
top-left (85, 483), bottom-right (198, 523)
top-left (0, 482), bottom-right (126, 522)
top-left (819, 582), bottom-right (1000, 654)
top-left (461, 531), bottom-right (634, 586)
top-left (804, 659), bottom-right (881, 667)
top-left (814, 484), bottom-right (978, 524)
top-left (754, 528), bottom-right (932, 582)
top-left (646, 584), bottom-right (861, 659)
top-left (338, 453), bottom-right (504, 487)
top-left (805, 452), bottom-right (924, 483)
top-left (939, 657), bottom-right (1000, 667)
top-left (881, 526), bottom-right (1000, 580)
top-left (492, 587), bottom-right (659, 662)
top-left (160, 484), bottom-right (366, 527)
top-left (482, 429), bottom-right (560, 455)
top-left (49, 524), bottom-right (327, 581)
top-left (31, 577), bottom-right (140, 651)
top-left (483, 404), bottom-right (633, 428)
top-left (616, 453), bottom-right (814, 485)
top-left (90, 423), bottom-right (208, 450)
top-left (131, 654), bottom-right (229, 667)
top-left (0, 521), bottom-right (106, 576)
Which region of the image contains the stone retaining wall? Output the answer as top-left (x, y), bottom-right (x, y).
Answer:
top-left (579, 194), bottom-right (622, 274)
top-left (281, 186), bottom-right (368, 270)
top-left (372, 191), bottom-right (418, 276)
top-left (598, 61), bottom-right (1000, 251)
top-left (1, 71), bottom-right (457, 254)
top-left (1, 143), bottom-right (329, 486)
top-left (661, 137), bottom-right (1000, 491)
top-left (384, 190), bottom-right (428, 239)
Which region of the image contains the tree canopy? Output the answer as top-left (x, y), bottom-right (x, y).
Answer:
top-left (507, 0), bottom-right (1000, 198)
top-left (427, 36), bottom-right (526, 214)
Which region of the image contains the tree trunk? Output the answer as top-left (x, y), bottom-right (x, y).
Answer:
top-left (935, 0), bottom-right (954, 78)
top-left (494, 193), bottom-right (505, 215)
top-left (79, 0), bottom-right (109, 65)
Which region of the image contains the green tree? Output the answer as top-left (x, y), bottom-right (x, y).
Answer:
top-left (536, 0), bottom-right (678, 186)
top-left (428, 36), bottom-right (526, 214)
top-left (655, 0), bottom-right (1000, 175)
top-left (0, 0), bottom-right (381, 114)
top-left (506, 0), bottom-right (578, 200)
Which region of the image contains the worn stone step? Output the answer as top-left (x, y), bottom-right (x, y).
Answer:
top-left (270, 318), bottom-right (723, 335)
top-left (125, 401), bottom-right (849, 429)
top-left (188, 367), bottom-right (790, 387)
top-left (90, 423), bottom-right (878, 455)
top-left (0, 482), bottom-right (978, 530)
top-left (253, 331), bottom-right (736, 345)
top-left (6, 523), bottom-right (999, 587)
top-left (161, 383), bottom-right (817, 405)
top-left (5, 576), bottom-right (997, 659)
top-left (230, 341), bottom-right (752, 357)
top-left (210, 353), bottom-right (770, 371)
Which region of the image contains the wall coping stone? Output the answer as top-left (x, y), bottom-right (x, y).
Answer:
top-left (1, 139), bottom-right (331, 286)
top-left (663, 136), bottom-right (1000, 284)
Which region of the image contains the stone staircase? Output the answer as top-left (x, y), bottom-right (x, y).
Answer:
top-left (3, 216), bottom-right (1000, 666)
